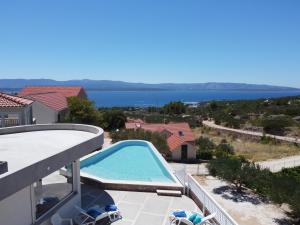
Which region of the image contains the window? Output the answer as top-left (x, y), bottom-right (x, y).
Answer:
top-left (34, 164), bottom-right (74, 220)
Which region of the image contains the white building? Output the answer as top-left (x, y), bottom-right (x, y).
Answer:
top-left (0, 92), bottom-right (33, 127)
top-left (0, 124), bottom-right (104, 225)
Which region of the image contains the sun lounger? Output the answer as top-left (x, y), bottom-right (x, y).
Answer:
top-left (169, 210), bottom-right (216, 225)
top-left (73, 204), bottom-right (121, 225)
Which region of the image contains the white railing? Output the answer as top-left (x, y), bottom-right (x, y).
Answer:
top-left (175, 170), bottom-right (238, 225)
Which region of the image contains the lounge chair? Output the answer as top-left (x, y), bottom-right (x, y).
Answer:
top-left (73, 204), bottom-right (122, 225)
top-left (169, 210), bottom-right (216, 225)
top-left (51, 213), bottom-right (73, 225)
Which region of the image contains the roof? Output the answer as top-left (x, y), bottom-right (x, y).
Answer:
top-left (125, 122), bottom-right (195, 151)
top-left (28, 92), bottom-right (68, 111)
top-left (0, 92), bottom-right (33, 107)
top-left (0, 124), bottom-right (104, 201)
top-left (18, 86), bottom-right (86, 98)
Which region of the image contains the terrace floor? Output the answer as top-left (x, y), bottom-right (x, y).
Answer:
top-left (81, 184), bottom-right (200, 225)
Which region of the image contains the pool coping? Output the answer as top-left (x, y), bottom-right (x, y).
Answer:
top-left (80, 140), bottom-right (183, 192)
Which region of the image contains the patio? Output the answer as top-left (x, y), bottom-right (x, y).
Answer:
top-left (81, 184), bottom-right (200, 225)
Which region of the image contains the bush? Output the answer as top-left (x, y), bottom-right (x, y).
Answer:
top-left (208, 157), bottom-right (300, 220)
top-left (110, 129), bottom-right (170, 156)
top-left (65, 97), bottom-right (102, 125)
top-left (215, 143), bottom-right (235, 158)
top-left (163, 101), bottom-right (186, 115)
top-left (262, 116), bottom-right (293, 136)
top-left (100, 109), bottom-right (126, 131)
top-left (197, 150), bottom-right (213, 160)
top-left (196, 137), bottom-right (215, 160)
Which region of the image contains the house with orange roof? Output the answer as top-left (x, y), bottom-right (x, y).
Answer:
top-left (125, 121), bottom-right (196, 161)
top-left (18, 86), bottom-right (87, 123)
top-left (0, 92), bottom-right (33, 127)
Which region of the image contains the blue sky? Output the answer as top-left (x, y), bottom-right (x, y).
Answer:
top-left (0, 0), bottom-right (299, 87)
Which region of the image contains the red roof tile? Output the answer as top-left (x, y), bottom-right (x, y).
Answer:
top-left (0, 92), bottom-right (33, 107)
top-left (125, 122), bottom-right (195, 151)
top-left (18, 86), bottom-right (86, 98)
top-left (27, 92), bottom-right (68, 111)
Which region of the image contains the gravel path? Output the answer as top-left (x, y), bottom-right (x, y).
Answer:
top-left (203, 120), bottom-right (300, 144)
top-left (257, 155), bottom-right (300, 172)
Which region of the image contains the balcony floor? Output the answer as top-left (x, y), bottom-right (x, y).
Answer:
top-left (81, 184), bottom-right (200, 225)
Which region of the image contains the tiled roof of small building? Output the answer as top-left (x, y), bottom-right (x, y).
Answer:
top-left (0, 92), bottom-right (33, 107)
top-left (27, 92), bottom-right (68, 111)
top-left (18, 86), bottom-right (86, 98)
top-left (125, 122), bottom-right (195, 151)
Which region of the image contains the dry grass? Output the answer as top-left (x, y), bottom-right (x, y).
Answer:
top-left (193, 127), bottom-right (300, 162)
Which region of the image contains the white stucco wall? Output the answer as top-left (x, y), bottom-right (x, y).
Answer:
top-left (171, 142), bottom-right (196, 160)
top-left (0, 161), bottom-right (82, 225)
top-left (0, 186), bottom-right (33, 225)
top-left (32, 101), bottom-right (58, 124)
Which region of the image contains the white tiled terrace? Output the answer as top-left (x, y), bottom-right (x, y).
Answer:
top-left (81, 184), bottom-right (200, 225)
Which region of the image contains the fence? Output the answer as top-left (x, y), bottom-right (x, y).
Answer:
top-left (175, 168), bottom-right (238, 225)
top-left (4, 118), bottom-right (20, 127)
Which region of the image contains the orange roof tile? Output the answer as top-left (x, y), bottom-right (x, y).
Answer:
top-left (18, 86), bottom-right (86, 98)
top-left (125, 122), bottom-right (195, 151)
top-left (0, 92), bottom-right (33, 107)
top-left (27, 92), bottom-right (68, 111)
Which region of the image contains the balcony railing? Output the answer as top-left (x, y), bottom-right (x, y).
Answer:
top-left (175, 168), bottom-right (239, 225)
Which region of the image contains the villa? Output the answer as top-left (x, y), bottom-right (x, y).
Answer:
top-left (0, 123), bottom-right (236, 225)
top-left (125, 121), bottom-right (196, 161)
top-left (0, 124), bottom-right (104, 225)
top-left (0, 92), bottom-right (33, 127)
top-left (18, 86), bottom-right (87, 123)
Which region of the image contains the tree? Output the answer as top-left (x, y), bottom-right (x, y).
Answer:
top-left (65, 97), bottom-right (102, 125)
top-left (195, 137), bottom-right (215, 160)
top-left (110, 129), bottom-right (170, 156)
top-left (101, 109), bottom-right (126, 131)
top-left (207, 157), bottom-right (246, 191)
top-left (163, 101), bottom-right (186, 115)
top-left (261, 116), bottom-right (292, 136)
top-left (215, 143), bottom-right (235, 158)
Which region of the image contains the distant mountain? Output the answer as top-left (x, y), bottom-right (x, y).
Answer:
top-left (0, 79), bottom-right (299, 91)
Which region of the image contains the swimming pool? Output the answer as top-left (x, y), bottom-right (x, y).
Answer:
top-left (80, 140), bottom-right (177, 184)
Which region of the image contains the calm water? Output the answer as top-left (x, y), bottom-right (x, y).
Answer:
top-left (87, 90), bottom-right (300, 107)
top-left (80, 140), bottom-right (175, 182)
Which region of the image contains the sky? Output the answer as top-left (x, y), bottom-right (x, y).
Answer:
top-left (0, 0), bottom-right (299, 87)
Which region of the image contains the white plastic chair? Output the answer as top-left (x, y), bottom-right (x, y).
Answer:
top-left (51, 213), bottom-right (73, 225)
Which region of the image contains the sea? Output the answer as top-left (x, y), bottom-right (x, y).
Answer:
top-left (87, 90), bottom-right (300, 108)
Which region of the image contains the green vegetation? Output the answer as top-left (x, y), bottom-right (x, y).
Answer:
top-left (110, 129), bottom-right (170, 156)
top-left (208, 157), bottom-right (300, 221)
top-left (193, 127), bottom-right (300, 161)
top-left (195, 136), bottom-right (235, 160)
top-left (100, 109), bottom-right (126, 131)
top-left (163, 101), bottom-right (186, 114)
top-left (65, 97), bottom-right (126, 131)
top-left (195, 137), bottom-right (215, 160)
top-left (65, 96), bottom-right (102, 125)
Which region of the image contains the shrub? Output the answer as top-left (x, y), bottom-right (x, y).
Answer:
top-left (208, 157), bottom-right (300, 219)
top-left (215, 143), bottom-right (235, 158)
top-left (262, 116), bottom-right (293, 136)
top-left (100, 109), bottom-right (126, 131)
top-left (110, 129), bottom-right (170, 156)
top-left (196, 137), bottom-right (215, 160)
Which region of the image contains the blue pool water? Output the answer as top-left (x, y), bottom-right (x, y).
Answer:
top-left (80, 140), bottom-right (175, 183)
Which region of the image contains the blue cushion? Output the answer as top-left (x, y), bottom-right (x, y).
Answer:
top-left (188, 213), bottom-right (197, 222)
top-left (105, 204), bottom-right (118, 212)
top-left (86, 208), bottom-right (102, 218)
top-left (173, 210), bottom-right (187, 218)
top-left (192, 215), bottom-right (202, 224)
